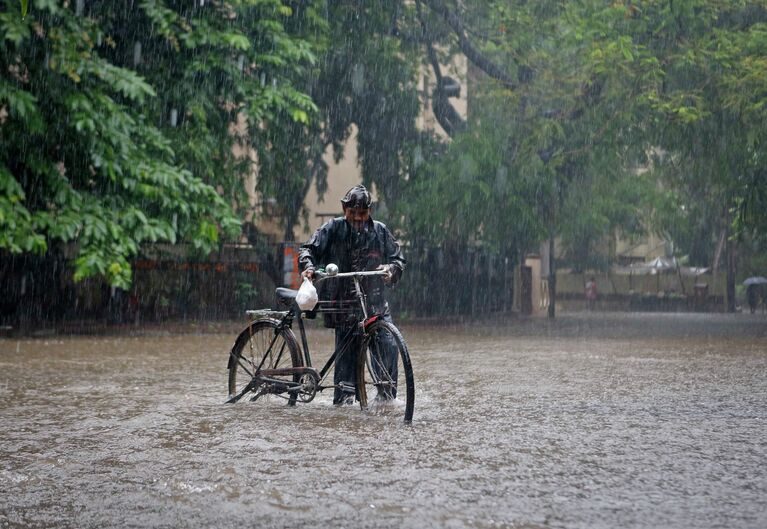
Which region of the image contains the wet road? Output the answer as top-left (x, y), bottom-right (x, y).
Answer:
top-left (1, 313), bottom-right (766, 528)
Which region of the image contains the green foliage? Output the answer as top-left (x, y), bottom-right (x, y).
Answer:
top-left (0, 0), bottom-right (318, 287)
top-left (620, 1), bottom-right (767, 262)
top-left (4, 0), bottom-right (767, 291)
top-left (399, 124), bottom-right (546, 257)
top-left (401, 0), bottom-right (654, 264)
top-left (404, 0), bottom-right (767, 270)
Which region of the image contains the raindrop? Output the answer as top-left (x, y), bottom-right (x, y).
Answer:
top-left (133, 41), bottom-right (142, 67)
top-left (376, 198), bottom-right (389, 218)
top-left (76, 0), bottom-right (84, 16)
top-left (412, 145), bottom-right (424, 168)
top-left (494, 165), bottom-right (508, 193)
top-left (459, 154), bottom-right (477, 184)
top-left (170, 108), bottom-right (178, 127)
top-left (351, 63), bottom-right (365, 95)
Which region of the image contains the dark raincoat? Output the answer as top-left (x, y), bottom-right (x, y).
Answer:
top-left (298, 216), bottom-right (405, 328)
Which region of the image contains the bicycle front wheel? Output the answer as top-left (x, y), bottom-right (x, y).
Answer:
top-left (356, 320), bottom-right (415, 423)
top-left (228, 319), bottom-right (303, 405)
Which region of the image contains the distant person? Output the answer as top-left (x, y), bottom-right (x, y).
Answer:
top-left (762, 285), bottom-right (767, 314)
top-left (585, 276), bottom-right (598, 311)
top-left (747, 284), bottom-right (759, 314)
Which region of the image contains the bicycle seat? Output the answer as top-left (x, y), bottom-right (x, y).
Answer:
top-left (275, 287), bottom-right (298, 305)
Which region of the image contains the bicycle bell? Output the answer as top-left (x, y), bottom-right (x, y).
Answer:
top-left (326, 263), bottom-right (338, 276)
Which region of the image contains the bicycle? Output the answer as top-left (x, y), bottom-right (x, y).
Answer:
top-left (226, 264), bottom-right (415, 423)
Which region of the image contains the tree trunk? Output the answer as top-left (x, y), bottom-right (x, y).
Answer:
top-left (283, 218), bottom-right (296, 242)
top-left (712, 227), bottom-right (726, 273)
top-left (726, 221), bottom-right (736, 313)
top-left (548, 237), bottom-right (556, 319)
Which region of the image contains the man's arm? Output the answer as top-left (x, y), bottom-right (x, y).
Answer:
top-left (382, 226), bottom-right (406, 284)
top-left (298, 220), bottom-right (333, 279)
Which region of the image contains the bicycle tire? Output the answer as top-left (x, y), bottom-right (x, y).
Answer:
top-left (228, 319), bottom-right (303, 405)
top-left (356, 320), bottom-right (415, 423)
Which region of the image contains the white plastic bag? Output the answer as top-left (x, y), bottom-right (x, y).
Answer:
top-left (295, 277), bottom-right (318, 311)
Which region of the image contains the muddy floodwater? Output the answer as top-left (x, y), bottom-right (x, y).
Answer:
top-left (1, 313), bottom-right (766, 528)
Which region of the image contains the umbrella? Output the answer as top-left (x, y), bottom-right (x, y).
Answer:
top-left (743, 276), bottom-right (767, 286)
top-left (640, 256), bottom-right (678, 293)
top-left (680, 266), bottom-right (709, 276)
top-left (646, 256), bottom-right (677, 273)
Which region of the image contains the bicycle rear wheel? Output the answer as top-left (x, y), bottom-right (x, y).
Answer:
top-left (228, 319), bottom-right (302, 405)
top-left (356, 320), bottom-right (415, 423)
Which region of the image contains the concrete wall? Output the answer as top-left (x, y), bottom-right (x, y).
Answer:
top-left (555, 270), bottom-right (726, 312)
top-left (556, 271), bottom-right (725, 297)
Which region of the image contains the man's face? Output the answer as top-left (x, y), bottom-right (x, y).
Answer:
top-left (344, 206), bottom-right (370, 232)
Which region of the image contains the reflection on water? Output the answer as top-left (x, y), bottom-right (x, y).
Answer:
top-left (1, 313), bottom-right (766, 528)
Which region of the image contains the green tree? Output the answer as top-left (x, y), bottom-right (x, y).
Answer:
top-left (615, 0), bottom-right (767, 308)
top-left (0, 0), bottom-right (317, 288)
top-left (405, 0), bottom-right (767, 315)
top-left (405, 0), bottom-right (663, 316)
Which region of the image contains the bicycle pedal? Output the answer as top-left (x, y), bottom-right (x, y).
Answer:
top-left (249, 390), bottom-right (265, 402)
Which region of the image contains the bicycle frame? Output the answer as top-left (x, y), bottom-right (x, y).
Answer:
top-left (298, 270), bottom-right (386, 383)
top-left (231, 268), bottom-right (389, 401)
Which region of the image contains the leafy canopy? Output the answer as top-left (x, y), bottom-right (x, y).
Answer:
top-left (0, 0), bottom-right (318, 287)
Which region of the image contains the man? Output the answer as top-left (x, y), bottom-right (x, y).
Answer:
top-left (299, 185), bottom-right (405, 404)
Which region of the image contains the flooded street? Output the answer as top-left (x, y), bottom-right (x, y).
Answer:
top-left (2, 313), bottom-right (766, 529)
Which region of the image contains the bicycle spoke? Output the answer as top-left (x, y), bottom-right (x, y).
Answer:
top-left (226, 378), bottom-right (258, 403)
top-left (368, 352), bottom-right (395, 389)
top-left (269, 341), bottom-right (288, 371)
top-left (232, 353), bottom-right (255, 379)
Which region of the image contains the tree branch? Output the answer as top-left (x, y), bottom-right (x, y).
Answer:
top-left (416, 0), bottom-right (467, 137)
top-left (422, 0), bottom-right (517, 89)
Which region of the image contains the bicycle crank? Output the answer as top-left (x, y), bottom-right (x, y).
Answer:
top-left (295, 370), bottom-right (320, 403)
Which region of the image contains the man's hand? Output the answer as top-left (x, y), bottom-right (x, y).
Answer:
top-left (302, 268), bottom-right (315, 280)
top-left (377, 264), bottom-right (393, 284)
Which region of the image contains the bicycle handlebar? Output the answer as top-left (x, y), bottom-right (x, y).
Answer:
top-left (313, 265), bottom-right (391, 282)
